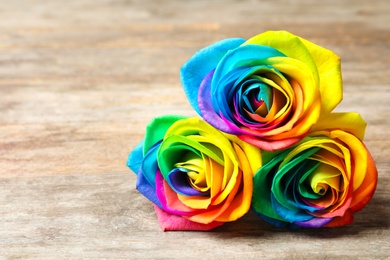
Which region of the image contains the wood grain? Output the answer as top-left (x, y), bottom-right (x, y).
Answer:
top-left (0, 0), bottom-right (389, 258)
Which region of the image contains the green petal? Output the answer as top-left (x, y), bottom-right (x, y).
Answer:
top-left (143, 115), bottom-right (187, 155)
top-left (252, 149), bottom-right (291, 221)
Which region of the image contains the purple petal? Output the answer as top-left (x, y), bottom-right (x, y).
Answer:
top-left (136, 168), bottom-right (163, 208)
top-left (295, 217), bottom-right (334, 228)
top-left (168, 168), bottom-right (209, 196)
top-left (198, 70), bottom-right (241, 134)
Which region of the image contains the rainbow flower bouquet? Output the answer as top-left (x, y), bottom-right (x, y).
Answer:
top-left (128, 31), bottom-right (377, 231)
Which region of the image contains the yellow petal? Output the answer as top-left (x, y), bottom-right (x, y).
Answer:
top-left (309, 163), bottom-right (341, 193)
top-left (215, 143), bottom-right (253, 222)
top-left (310, 112), bottom-right (367, 140)
top-left (298, 36), bottom-right (342, 115)
top-left (244, 30), bottom-right (320, 88)
top-left (177, 193), bottom-right (211, 209)
top-left (330, 130), bottom-right (368, 190)
top-left (244, 30), bottom-right (342, 116)
top-left (223, 133), bottom-right (262, 173)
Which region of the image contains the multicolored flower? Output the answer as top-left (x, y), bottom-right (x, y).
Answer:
top-left (251, 113), bottom-right (378, 228)
top-left (181, 30), bottom-right (342, 151)
top-left (128, 115), bottom-right (261, 231)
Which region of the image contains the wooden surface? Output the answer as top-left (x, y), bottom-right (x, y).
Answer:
top-left (1, 0), bottom-right (389, 259)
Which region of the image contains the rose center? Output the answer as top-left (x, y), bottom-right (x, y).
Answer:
top-left (174, 151), bottom-right (208, 192)
top-left (234, 75), bottom-right (287, 124)
top-left (300, 161), bottom-right (342, 208)
top-left (244, 80), bottom-right (272, 116)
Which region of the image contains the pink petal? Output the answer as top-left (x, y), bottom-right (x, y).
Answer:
top-left (154, 205), bottom-right (223, 231)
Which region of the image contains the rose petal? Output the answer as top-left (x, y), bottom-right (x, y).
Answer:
top-left (143, 115), bottom-right (187, 154)
top-left (168, 168), bottom-right (208, 196)
top-left (156, 169), bottom-right (197, 216)
top-left (127, 140), bottom-right (144, 173)
top-left (298, 36), bottom-right (342, 115)
top-left (310, 112), bottom-right (367, 141)
top-left (198, 70), bottom-right (241, 134)
top-left (180, 38), bottom-right (246, 114)
top-left (141, 142), bottom-right (161, 187)
top-left (349, 151), bottom-right (377, 213)
top-left (294, 217), bottom-right (333, 228)
top-left (239, 134), bottom-right (302, 151)
top-left (252, 149), bottom-right (291, 222)
top-left (324, 209), bottom-right (354, 227)
top-left (215, 142), bottom-right (253, 222)
top-left (243, 30), bottom-right (320, 88)
top-left (154, 205), bottom-right (223, 231)
top-left (135, 168), bottom-right (163, 208)
top-left (211, 44), bottom-right (286, 89)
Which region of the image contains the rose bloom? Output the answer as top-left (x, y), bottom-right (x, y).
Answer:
top-left (181, 30), bottom-right (342, 151)
top-left (128, 115), bottom-right (261, 231)
top-left (251, 113), bottom-right (377, 228)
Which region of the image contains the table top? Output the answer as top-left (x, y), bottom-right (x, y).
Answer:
top-left (1, 0), bottom-right (389, 258)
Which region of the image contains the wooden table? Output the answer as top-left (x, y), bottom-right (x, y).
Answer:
top-left (1, 0), bottom-right (389, 258)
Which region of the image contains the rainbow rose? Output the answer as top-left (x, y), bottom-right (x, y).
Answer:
top-left (128, 115), bottom-right (261, 231)
top-left (251, 113), bottom-right (378, 228)
top-left (181, 30), bottom-right (342, 151)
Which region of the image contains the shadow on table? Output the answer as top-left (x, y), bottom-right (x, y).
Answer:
top-left (210, 195), bottom-right (389, 239)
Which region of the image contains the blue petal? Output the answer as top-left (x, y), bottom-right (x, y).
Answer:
top-left (180, 38), bottom-right (246, 114)
top-left (210, 45), bottom-right (285, 120)
top-left (127, 140), bottom-right (144, 174)
top-left (212, 65), bottom-right (281, 123)
top-left (211, 44), bottom-right (286, 90)
top-left (271, 193), bottom-right (313, 222)
top-left (141, 141), bottom-right (161, 187)
top-left (213, 66), bottom-right (253, 121)
top-left (136, 168), bottom-right (163, 208)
